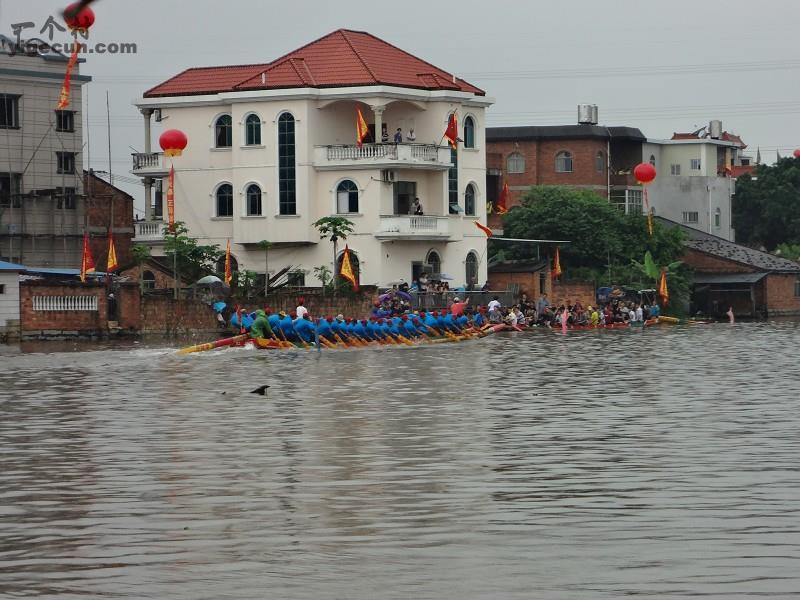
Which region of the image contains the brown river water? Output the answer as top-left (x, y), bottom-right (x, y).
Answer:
top-left (1, 321), bottom-right (799, 599)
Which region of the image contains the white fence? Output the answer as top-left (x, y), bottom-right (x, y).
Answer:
top-left (33, 295), bottom-right (98, 312)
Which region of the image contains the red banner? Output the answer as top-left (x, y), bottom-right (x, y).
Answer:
top-left (167, 166), bottom-right (175, 232)
top-left (56, 46), bottom-right (80, 110)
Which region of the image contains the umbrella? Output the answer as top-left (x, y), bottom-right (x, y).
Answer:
top-left (197, 275), bottom-right (222, 285)
top-left (212, 301), bottom-right (226, 312)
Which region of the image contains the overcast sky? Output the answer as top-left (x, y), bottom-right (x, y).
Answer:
top-left (2, 0), bottom-right (798, 213)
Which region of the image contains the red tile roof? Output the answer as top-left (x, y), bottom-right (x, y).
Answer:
top-left (671, 131), bottom-right (747, 148)
top-left (144, 29), bottom-right (484, 98)
top-left (671, 132), bottom-right (701, 140)
top-left (730, 165), bottom-right (756, 178)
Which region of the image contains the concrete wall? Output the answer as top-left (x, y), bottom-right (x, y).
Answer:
top-left (0, 270), bottom-right (20, 339)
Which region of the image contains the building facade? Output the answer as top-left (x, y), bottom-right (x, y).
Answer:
top-left (0, 36), bottom-right (91, 266)
top-left (133, 29), bottom-right (493, 289)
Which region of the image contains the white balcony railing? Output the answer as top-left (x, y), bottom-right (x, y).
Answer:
top-left (134, 220), bottom-right (167, 242)
top-left (314, 143), bottom-right (451, 170)
top-left (131, 152), bottom-right (168, 174)
top-left (375, 215), bottom-right (451, 240)
top-left (33, 295), bottom-right (98, 312)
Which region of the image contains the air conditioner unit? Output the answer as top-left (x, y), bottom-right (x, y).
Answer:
top-left (381, 169), bottom-right (396, 183)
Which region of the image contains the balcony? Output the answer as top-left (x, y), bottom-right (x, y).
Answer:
top-left (134, 220), bottom-right (167, 243)
top-left (374, 215), bottom-right (452, 241)
top-left (313, 143), bottom-right (452, 171)
top-left (610, 172), bottom-right (641, 187)
top-left (131, 152), bottom-right (169, 177)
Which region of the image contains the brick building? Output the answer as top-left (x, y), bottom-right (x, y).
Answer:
top-left (85, 170), bottom-right (135, 271)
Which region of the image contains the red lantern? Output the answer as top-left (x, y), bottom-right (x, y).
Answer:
top-left (63, 2), bottom-right (96, 31)
top-left (793, 149), bottom-right (800, 158)
top-left (159, 129), bottom-right (188, 157)
top-left (634, 162), bottom-right (657, 185)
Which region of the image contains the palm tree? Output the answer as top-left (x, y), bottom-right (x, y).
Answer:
top-left (257, 239), bottom-right (272, 296)
top-left (313, 216), bottom-right (354, 289)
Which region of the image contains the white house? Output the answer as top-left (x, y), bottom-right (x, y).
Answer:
top-left (0, 259), bottom-right (22, 340)
top-left (132, 29), bottom-right (493, 289)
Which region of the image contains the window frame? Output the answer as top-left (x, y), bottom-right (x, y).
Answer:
top-left (464, 182), bottom-right (477, 216)
top-left (426, 249), bottom-right (441, 275)
top-left (335, 179), bottom-right (359, 214)
top-left (56, 151), bottom-right (76, 174)
top-left (714, 207), bottom-right (721, 228)
top-left (277, 112), bottom-right (296, 215)
top-left (245, 183), bottom-right (263, 216)
top-left (56, 186), bottom-right (77, 209)
top-left (690, 158), bottom-right (701, 171)
top-left (463, 115), bottom-right (476, 149)
top-left (448, 148), bottom-right (459, 214)
top-left (215, 182), bottom-right (234, 218)
top-left (244, 113), bottom-right (262, 146)
top-left (142, 270), bottom-right (156, 291)
top-left (682, 211), bottom-right (699, 224)
top-left (506, 152), bottom-right (525, 174)
top-left (465, 251), bottom-right (479, 287)
top-left (214, 114), bottom-right (233, 148)
top-left (670, 164), bottom-right (681, 176)
top-left (555, 150), bottom-right (573, 173)
top-left (55, 110), bottom-right (75, 133)
top-left (0, 94), bottom-right (20, 129)
top-left (595, 151), bottom-right (605, 173)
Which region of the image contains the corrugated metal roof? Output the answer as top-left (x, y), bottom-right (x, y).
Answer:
top-left (486, 124), bottom-right (646, 143)
top-left (0, 260), bottom-right (26, 271)
top-left (145, 29), bottom-right (484, 98)
top-left (693, 272), bottom-right (768, 285)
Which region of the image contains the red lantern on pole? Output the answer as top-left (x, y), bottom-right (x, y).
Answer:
top-left (63, 2), bottom-right (96, 32)
top-left (633, 162), bottom-right (657, 185)
top-left (793, 149), bottom-right (800, 158)
top-left (159, 129), bottom-right (188, 157)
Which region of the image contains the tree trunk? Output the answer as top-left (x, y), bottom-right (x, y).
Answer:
top-left (332, 239), bottom-right (339, 293)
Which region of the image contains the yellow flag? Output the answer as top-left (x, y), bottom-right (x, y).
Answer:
top-left (340, 245), bottom-right (359, 292)
top-left (106, 231), bottom-right (118, 272)
top-left (224, 240), bottom-right (232, 285)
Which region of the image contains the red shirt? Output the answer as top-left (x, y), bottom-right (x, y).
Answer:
top-left (451, 302), bottom-right (467, 317)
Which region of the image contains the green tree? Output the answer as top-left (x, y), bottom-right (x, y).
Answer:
top-left (313, 265), bottom-right (333, 294)
top-left (257, 239), bottom-right (272, 295)
top-left (163, 222), bottom-right (221, 284)
top-left (501, 186), bottom-right (685, 283)
top-left (313, 216), bottom-right (354, 289)
top-left (733, 157), bottom-right (800, 250)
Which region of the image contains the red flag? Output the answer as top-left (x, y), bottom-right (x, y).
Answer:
top-left (356, 108), bottom-right (369, 147)
top-left (444, 111), bottom-right (458, 150)
top-left (56, 46), bottom-right (80, 110)
top-left (224, 240), bottom-right (233, 285)
top-left (166, 166), bottom-right (176, 232)
top-left (552, 246), bottom-right (562, 279)
top-left (474, 220), bottom-right (493, 237)
top-left (658, 270), bottom-right (669, 306)
top-left (80, 231), bottom-right (95, 282)
top-left (340, 245), bottom-right (359, 292)
top-left (106, 230), bottom-right (118, 272)
top-left (496, 182), bottom-right (509, 215)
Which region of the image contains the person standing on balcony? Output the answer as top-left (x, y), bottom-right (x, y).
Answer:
top-left (394, 128), bottom-right (403, 143)
top-left (411, 197), bottom-right (423, 215)
top-left (407, 128), bottom-right (416, 142)
top-left (381, 124), bottom-right (389, 143)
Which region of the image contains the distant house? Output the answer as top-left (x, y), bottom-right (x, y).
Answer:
top-left (658, 218), bottom-right (800, 318)
top-left (0, 259), bottom-right (24, 340)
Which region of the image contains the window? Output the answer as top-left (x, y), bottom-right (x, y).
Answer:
top-left (246, 184), bottom-right (262, 216)
top-left (336, 180), bottom-right (358, 214)
top-left (465, 251), bottom-right (479, 288)
top-left (464, 183), bottom-right (477, 216)
top-left (142, 270), bottom-right (156, 291)
top-left (278, 112), bottom-right (296, 215)
top-left (448, 148), bottom-right (459, 214)
top-left (336, 251), bottom-right (360, 288)
top-left (0, 284), bottom-right (5, 294)
top-left (507, 152), bottom-right (524, 174)
top-left (670, 164), bottom-right (681, 175)
top-left (626, 189), bottom-right (643, 215)
top-left (595, 151), bottom-right (605, 173)
top-left (463, 116), bottom-right (475, 149)
top-left (690, 158), bottom-right (701, 170)
top-left (795, 277), bottom-right (800, 298)
top-left (56, 187), bottom-right (76, 209)
top-left (0, 94), bottom-right (20, 129)
top-left (216, 254), bottom-right (238, 277)
top-left (426, 250), bottom-right (441, 275)
top-left (56, 152), bottom-right (76, 174)
top-left (0, 173), bottom-right (21, 207)
top-left (55, 110), bottom-right (75, 132)
top-left (286, 271), bottom-right (305, 287)
top-left (216, 183), bottom-right (233, 217)
top-left (714, 208), bottom-right (721, 228)
top-left (682, 211), bottom-right (699, 224)
top-left (555, 151), bottom-right (573, 173)
top-left (649, 154), bottom-right (656, 166)
top-left (215, 114), bottom-right (232, 148)
top-left (245, 114), bottom-right (261, 146)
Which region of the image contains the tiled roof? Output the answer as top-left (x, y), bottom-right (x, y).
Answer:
top-left (730, 165), bottom-right (756, 178)
top-left (486, 124), bottom-right (645, 142)
top-left (145, 29), bottom-right (484, 98)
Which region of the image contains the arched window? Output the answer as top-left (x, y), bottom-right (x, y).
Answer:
top-left (142, 270), bottom-right (155, 291)
top-left (507, 152), bottom-right (525, 174)
top-left (246, 184), bottom-right (262, 216)
top-left (215, 114), bottom-right (232, 148)
top-left (465, 183), bottom-right (477, 216)
top-left (555, 151), bottom-right (573, 173)
top-left (245, 114), bottom-right (261, 146)
top-left (595, 151), bottom-right (605, 173)
top-left (216, 254), bottom-right (238, 277)
top-left (426, 250), bottom-right (441, 275)
top-left (464, 116), bottom-right (475, 149)
top-left (649, 154), bottom-right (656, 166)
top-left (465, 251), bottom-right (479, 288)
top-left (448, 148), bottom-right (459, 214)
top-left (216, 183), bottom-right (233, 217)
top-left (714, 207), bottom-right (721, 228)
top-left (336, 180), bottom-right (359, 214)
top-left (278, 112), bottom-right (296, 215)
top-left (336, 250), bottom-right (360, 288)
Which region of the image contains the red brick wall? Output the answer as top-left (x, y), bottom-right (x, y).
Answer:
top-left (552, 280), bottom-right (596, 308)
top-left (246, 288), bottom-right (378, 319)
top-left (140, 296), bottom-right (220, 335)
top-left (120, 263), bottom-right (177, 291)
top-left (765, 273), bottom-right (800, 316)
top-left (86, 172), bottom-right (134, 268)
top-left (20, 281), bottom-right (107, 336)
top-left (117, 282), bottom-right (141, 330)
top-left (682, 248), bottom-right (754, 273)
top-left (488, 270), bottom-right (553, 298)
